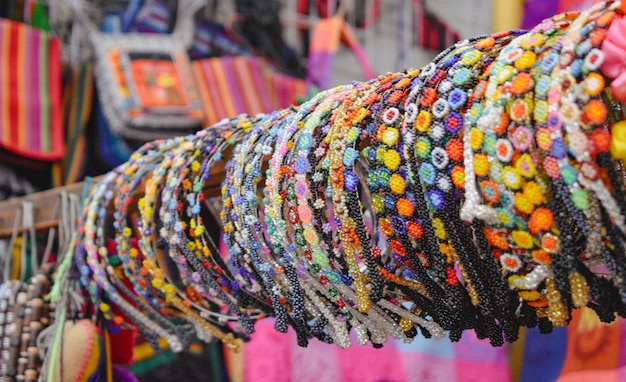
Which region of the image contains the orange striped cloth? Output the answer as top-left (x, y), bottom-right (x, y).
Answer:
top-left (0, 18), bottom-right (63, 162)
top-left (192, 56), bottom-right (308, 126)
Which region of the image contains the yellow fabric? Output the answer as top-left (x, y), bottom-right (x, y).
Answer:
top-left (10, 236), bottom-right (22, 280)
top-left (492, 0), bottom-right (525, 32)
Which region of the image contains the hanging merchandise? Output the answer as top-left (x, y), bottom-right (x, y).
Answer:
top-left (353, 0), bottom-right (381, 29)
top-left (192, 55), bottom-right (308, 127)
top-left (238, 317), bottom-right (511, 382)
top-left (53, 62), bottom-right (95, 187)
top-left (0, 18), bottom-right (64, 166)
top-left (121, 0), bottom-right (177, 34)
top-left (412, 0), bottom-right (461, 51)
top-left (296, 0), bottom-right (381, 54)
top-left (0, 195), bottom-right (87, 382)
top-left (64, 0), bottom-right (207, 142)
top-left (521, 0), bottom-right (605, 30)
top-left (94, 103), bottom-right (138, 169)
top-left (294, 1), bottom-right (378, 90)
top-left (305, 7), bottom-right (377, 91)
top-left (5, 2), bottom-right (626, 380)
top-left (510, 307), bottom-right (626, 382)
top-left (33, 2), bottom-right (624, 364)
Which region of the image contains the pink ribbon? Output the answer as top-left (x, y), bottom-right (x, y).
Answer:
top-left (602, 14), bottom-right (626, 102)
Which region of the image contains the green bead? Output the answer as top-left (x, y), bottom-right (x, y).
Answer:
top-left (345, 311), bottom-right (353, 320)
top-left (109, 255), bottom-right (121, 267)
top-left (311, 264), bottom-right (321, 273)
top-left (572, 189), bottom-right (589, 210)
top-left (295, 230), bottom-right (306, 246)
top-left (329, 288), bottom-right (338, 297)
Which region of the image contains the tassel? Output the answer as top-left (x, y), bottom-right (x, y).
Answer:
top-left (38, 235), bottom-right (76, 381)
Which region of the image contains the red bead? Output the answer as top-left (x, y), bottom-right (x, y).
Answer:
top-left (372, 247), bottom-right (381, 258)
top-left (446, 267), bottom-right (459, 286)
top-left (390, 240), bottom-right (406, 257)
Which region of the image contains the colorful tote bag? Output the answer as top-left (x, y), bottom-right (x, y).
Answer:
top-left (0, 18), bottom-right (64, 162)
top-left (66, 0), bottom-right (206, 142)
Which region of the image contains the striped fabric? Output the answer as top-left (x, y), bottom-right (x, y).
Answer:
top-left (53, 62), bottom-right (94, 187)
top-left (0, 18), bottom-right (63, 162)
top-left (192, 56), bottom-right (308, 127)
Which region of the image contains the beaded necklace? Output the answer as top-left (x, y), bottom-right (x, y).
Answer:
top-left (81, 165), bottom-right (184, 352)
top-left (158, 122), bottom-right (256, 335)
top-left (547, 3), bottom-right (626, 321)
top-left (281, 88), bottom-right (359, 346)
top-left (220, 112), bottom-right (308, 339)
top-left (110, 138), bottom-right (195, 340)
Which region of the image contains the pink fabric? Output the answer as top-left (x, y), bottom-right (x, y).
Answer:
top-left (601, 15), bottom-right (626, 102)
top-left (243, 319), bottom-right (511, 382)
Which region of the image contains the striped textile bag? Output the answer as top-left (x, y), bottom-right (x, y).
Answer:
top-left (0, 18), bottom-right (63, 164)
top-left (192, 56), bottom-right (308, 127)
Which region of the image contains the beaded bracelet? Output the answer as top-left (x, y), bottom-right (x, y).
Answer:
top-left (220, 114), bottom-right (292, 309)
top-left (549, 4), bottom-right (626, 320)
top-left (108, 137), bottom-right (208, 341)
top-left (81, 163), bottom-right (184, 352)
top-left (431, 31), bottom-right (532, 345)
top-left (152, 124), bottom-right (252, 348)
top-left (288, 78), bottom-right (401, 344)
top-left (222, 112), bottom-right (311, 337)
top-left (263, 85), bottom-right (363, 343)
top-left (110, 138), bottom-right (190, 329)
top-left (399, 39), bottom-right (503, 338)
top-left (219, 111), bottom-right (336, 345)
top-left (465, 29), bottom-right (558, 330)
top-left (324, 77), bottom-right (395, 312)
top-left (279, 89), bottom-right (360, 346)
top-left (112, 135), bottom-right (224, 343)
top-left (155, 125), bottom-right (251, 327)
top-left (367, 68), bottom-right (465, 329)
top-left (364, 68), bottom-right (460, 334)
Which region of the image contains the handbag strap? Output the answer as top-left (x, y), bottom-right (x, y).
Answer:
top-left (305, 9), bottom-right (376, 90)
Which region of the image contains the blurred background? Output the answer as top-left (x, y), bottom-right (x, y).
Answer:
top-left (0, 1), bottom-right (620, 382)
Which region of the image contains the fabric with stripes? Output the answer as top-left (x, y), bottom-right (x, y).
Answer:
top-left (193, 56), bottom-right (308, 127)
top-left (0, 18), bottom-right (63, 162)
